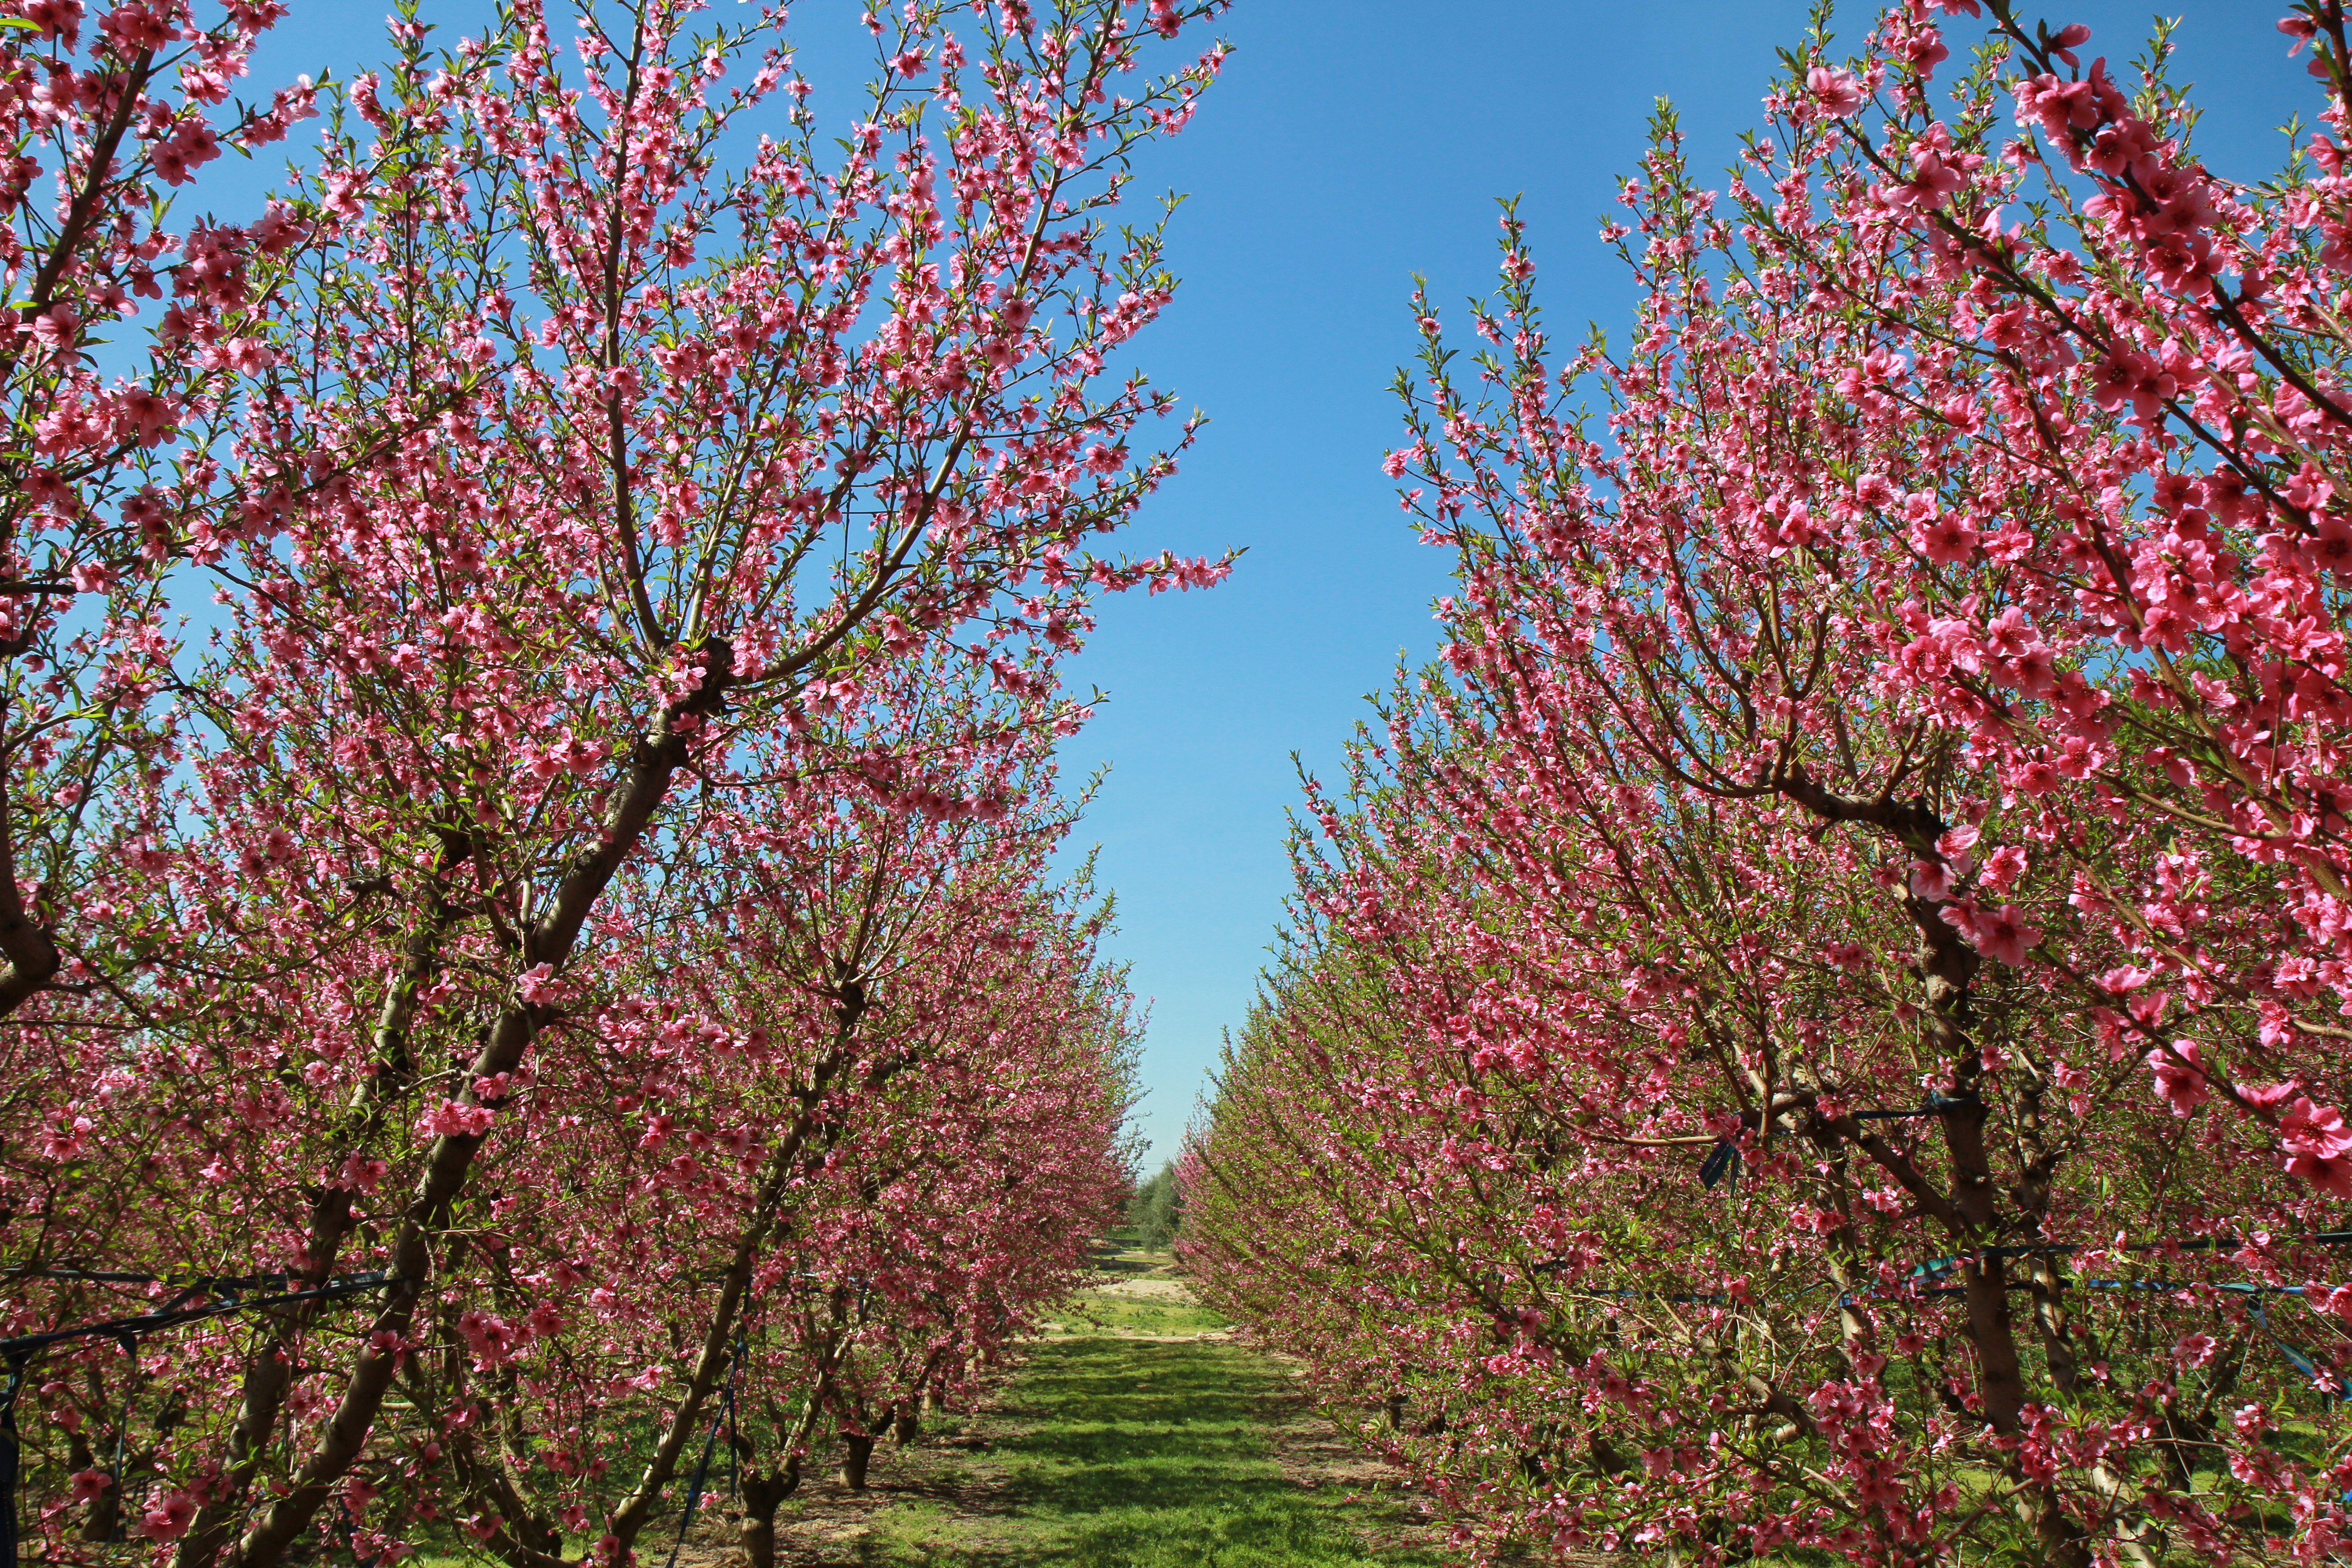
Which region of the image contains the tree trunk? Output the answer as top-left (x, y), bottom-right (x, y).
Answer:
top-left (735, 1460), bottom-right (800, 1568)
top-left (893, 1403), bottom-right (919, 1445)
top-left (224, 671), bottom-right (729, 1568)
top-left (65, 1429), bottom-right (118, 1543)
top-left (0, 759), bottom-right (62, 1018)
top-left (836, 1432), bottom-right (873, 1491)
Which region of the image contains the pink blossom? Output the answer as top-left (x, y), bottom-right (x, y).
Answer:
top-left (1979, 845), bottom-right (2028, 890)
top-left (1914, 510), bottom-right (1980, 563)
top-left (2282, 1097), bottom-right (2352, 1196)
top-left (2239, 1080), bottom-right (2301, 1112)
top-left (1973, 903), bottom-right (2041, 965)
top-left (1807, 66), bottom-right (1866, 117)
top-left (416, 1100), bottom-right (496, 1140)
top-left (2146, 1040), bottom-right (2212, 1115)
top-left (141, 1492), bottom-right (198, 1542)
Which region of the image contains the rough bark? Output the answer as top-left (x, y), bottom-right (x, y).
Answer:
top-left (0, 755), bottom-right (61, 1018)
top-left (65, 1426), bottom-right (119, 1543)
top-left (734, 1386), bottom-right (828, 1568)
top-left (735, 1461), bottom-right (800, 1568)
top-left (1779, 778), bottom-right (2091, 1566)
top-left (835, 1432), bottom-right (873, 1492)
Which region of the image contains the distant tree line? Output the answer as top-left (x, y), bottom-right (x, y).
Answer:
top-left (1127, 1161), bottom-right (1184, 1251)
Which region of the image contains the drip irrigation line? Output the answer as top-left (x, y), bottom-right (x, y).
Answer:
top-left (0, 1268), bottom-right (370, 1291)
top-left (1877, 1279), bottom-right (2316, 1301)
top-left (1848, 1095), bottom-right (1983, 1119)
top-left (0, 1361), bottom-right (20, 1568)
top-left (1561, 1268), bottom-right (2352, 1406)
top-left (661, 1330), bottom-right (745, 1568)
top-left (0, 1272), bottom-right (397, 1360)
top-left (1537, 1233), bottom-right (2352, 1284)
top-left (2249, 1294), bottom-right (2352, 1400)
top-left (0, 1271), bottom-right (400, 1568)
top-left (726, 1331), bottom-right (745, 1505)
top-left (1907, 1232), bottom-right (2352, 1269)
top-left (1568, 1272), bottom-right (2344, 1308)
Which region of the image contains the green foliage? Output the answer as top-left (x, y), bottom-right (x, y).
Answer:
top-left (1127, 1161), bottom-right (1184, 1251)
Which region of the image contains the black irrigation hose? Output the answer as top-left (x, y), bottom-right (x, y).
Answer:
top-left (0, 1272), bottom-right (399, 1568)
top-left (1, 1267), bottom-right (374, 1292)
top-left (0, 1361), bottom-right (20, 1568)
top-left (0, 1272), bottom-right (397, 1360)
top-left (661, 1334), bottom-right (745, 1568)
top-left (1559, 1259), bottom-right (2352, 1411)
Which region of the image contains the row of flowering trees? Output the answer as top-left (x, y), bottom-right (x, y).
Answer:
top-left (1186, 0), bottom-right (2352, 1563)
top-left (0, 1), bottom-right (1234, 1565)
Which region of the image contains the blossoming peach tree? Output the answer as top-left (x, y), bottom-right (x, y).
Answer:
top-left (2, 0), bottom-right (1232, 1564)
top-left (1189, 1), bottom-right (2352, 1563)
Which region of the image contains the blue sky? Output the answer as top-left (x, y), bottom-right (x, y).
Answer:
top-left (222, 0), bottom-right (2296, 1166)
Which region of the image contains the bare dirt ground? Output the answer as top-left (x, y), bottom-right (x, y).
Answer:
top-left (1084, 1276), bottom-right (1195, 1302)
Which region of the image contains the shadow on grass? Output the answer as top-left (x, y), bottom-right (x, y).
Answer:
top-left (1081, 1245), bottom-right (1161, 1280)
top-left (842, 1338), bottom-right (1439, 1568)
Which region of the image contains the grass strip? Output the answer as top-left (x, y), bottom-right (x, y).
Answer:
top-left (856, 1335), bottom-right (1441, 1567)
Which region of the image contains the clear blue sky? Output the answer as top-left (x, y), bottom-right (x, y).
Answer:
top-left (225, 0), bottom-right (2293, 1166)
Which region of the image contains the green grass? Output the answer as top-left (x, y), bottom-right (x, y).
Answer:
top-left (392, 1248), bottom-right (1429, 1568)
top-left (848, 1335), bottom-right (1442, 1567)
top-left (1043, 1291), bottom-right (1230, 1338)
top-left (1034, 1240), bottom-right (1234, 1338)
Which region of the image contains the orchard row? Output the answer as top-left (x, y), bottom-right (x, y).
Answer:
top-left (0, 4), bottom-right (1231, 1568)
top-left (1188, 3), bottom-right (2352, 1565)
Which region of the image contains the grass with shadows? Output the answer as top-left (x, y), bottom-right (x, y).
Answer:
top-left (851, 1334), bottom-right (1441, 1567)
top-left (1042, 1292), bottom-right (1231, 1337)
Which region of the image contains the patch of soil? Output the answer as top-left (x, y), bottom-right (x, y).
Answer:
top-left (784, 1405), bottom-right (1028, 1566)
top-left (1087, 1276), bottom-right (1193, 1300)
top-left (1244, 1343), bottom-right (1617, 1568)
